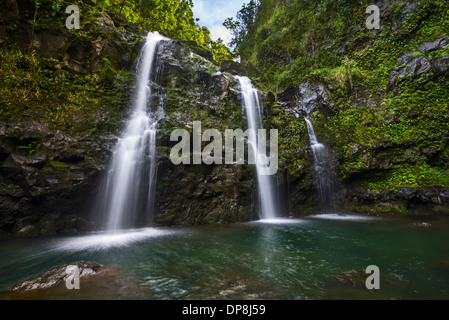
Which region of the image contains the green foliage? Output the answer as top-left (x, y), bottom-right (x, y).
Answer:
top-left (227, 0), bottom-right (449, 197)
top-left (96, 1), bottom-right (200, 47)
top-left (336, 78), bottom-right (449, 150)
top-left (270, 105), bottom-right (309, 177)
top-left (224, 0), bottom-right (259, 48)
top-left (0, 47), bottom-right (132, 138)
top-left (50, 1), bottom-right (62, 16)
top-left (94, 0), bottom-right (231, 65)
top-left (309, 56), bottom-right (365, 90)
top-left (331, 77), bottom-right (449, 183)
top-left (227, 0), bottom-right (448, 91)
top-left (363, 163), bottom-right (449, 192)
top-left (210, 38), bottom-right (236, 64)
top-left (16, 143), bottom-right (35, 158)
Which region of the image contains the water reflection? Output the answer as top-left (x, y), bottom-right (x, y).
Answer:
top-left (1, 215), bottom-right (449, 299)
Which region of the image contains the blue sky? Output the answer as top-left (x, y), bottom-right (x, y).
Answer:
top-left (192, 0), bottom-right (248, 45)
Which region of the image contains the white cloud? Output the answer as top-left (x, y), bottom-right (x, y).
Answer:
top-left (192, 0), bottom-right (247, 47)
top-left (209, 25), bottom-right (233, 44)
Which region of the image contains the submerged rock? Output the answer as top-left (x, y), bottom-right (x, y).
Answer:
top-left (200, 271), bottom-right (285, 300)
top-left (434, 258), bottom-right (449, 275)
top-left (318, 269), bottom-right (406, 300)
top-left (411, 222), bottom-right (432, 228)
top-left (0, 261), bottom-right (150, 300)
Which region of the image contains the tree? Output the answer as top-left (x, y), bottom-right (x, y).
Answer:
top-left (96, 0), bottom-right (235, 65)
top-left (210, 38), bottom-right (236, 64)
top-left (223, 0), bottom-right (259, 48)
top-left (96, 0), bottom-right (210, 47)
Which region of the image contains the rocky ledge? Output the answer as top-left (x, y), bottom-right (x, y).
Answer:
top-left (0, 261), bottom-right (150, 299)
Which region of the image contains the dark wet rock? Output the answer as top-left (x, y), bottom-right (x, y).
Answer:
top-left (431, 57), bottom-right (449, 76)
top-left (16, 224), bottom-right (39, 237)
top-left (0, 0), bottom-right (259, 234)
top-left (417, 36), bottom-right (449, 53)
top-left (3, 1), bottom-right (142, 76)
top-left (295, 81), bottom-right (330, 115)
top-left (0, 261), bottom-right (150, 300)
top-left (63, 217), bottom-right (92, 233)
top-left (388, 56), bottom-right (433, 89)
top-left (180, 40), bottom-right (214, 62)
top-left (4, 122), bottom-right (54, 141)
top-left (434, 258), bottom-right (449, 274)
top-left (221, 60), bottom-right (258, 77)
top-left (413, 187), bottom-right (449, 205)
top-left (212, 72), bottom-right (230, 99)
top-left (277, 81), bottom-right (330, 117)
top-left (221, 60), bottom-right (244, 75)
top-left (411, 222), bottom-right (432, 228)
top-left (347, 186), bottom-right (449, 214)
top-left (4, 153), bottom-right (46, 169)
top-left (156, 40), bottom-right (188, 87)
top-left (376, 0), bottom-right (391, 12)
top-left (202, 271), bottom-right (286, 300)
top-left (155, 164), bottom-right (256, 225)
top-left (388, 36), bottom-right (449, 90)
top-left (0, 0), bottom-right (19, 37)
top-left (0, 121), bottom-right (108, 237)
top-left (39, 219), bottom-right (58, 235)
top-left (398, 187), bottom-right (416, 200)
top-left (394, 0), bottom-right (420, 27)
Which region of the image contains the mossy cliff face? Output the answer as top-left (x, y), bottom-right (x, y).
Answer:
top-left (240, 0), bottom-right (449, 216)
top-left (153, 40), bottom-right (256, 225)
top-left (0, 1), bottom-right (257, 236)
top-left (0, 0), bottom-right (147, 237)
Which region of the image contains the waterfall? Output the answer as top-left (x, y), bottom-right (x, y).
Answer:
top-left (236, 76), bottom-right (277, 220)
top-left (304, 117), bottom-right (333, 211)
top-left (96, 32), bottom-right (166, 231)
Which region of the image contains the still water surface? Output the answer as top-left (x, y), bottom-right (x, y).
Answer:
top-left (1, 213), bottom-right (448, 299)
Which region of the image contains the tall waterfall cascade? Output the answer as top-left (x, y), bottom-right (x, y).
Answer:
top-left (96, 32), bottom-right (167, 231)
top-left (237, 76), bottom-right (278, 220)
top-left (304, 117), bottom-right (333, 211)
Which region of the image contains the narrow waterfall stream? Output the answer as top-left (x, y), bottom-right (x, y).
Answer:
top-left (304, 117), bottom-right (334, 212)
top-left (96, 32), bottom-right (166, 231)
top-left (237, 76), bottom-right (278, 220)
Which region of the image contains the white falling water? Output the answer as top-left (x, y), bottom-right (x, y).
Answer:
top-left (304, 117), bottom-right (333, 211)
top-left (237, 76), bottom-right (277, 220)
top-left (97, 32), bottom-right (166, 231)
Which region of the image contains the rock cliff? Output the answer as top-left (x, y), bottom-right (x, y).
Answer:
top-left (0, 0), bottom-right (258, 237)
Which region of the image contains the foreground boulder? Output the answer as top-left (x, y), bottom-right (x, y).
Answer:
top-left (0, 261), bottom-right (150, 299)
